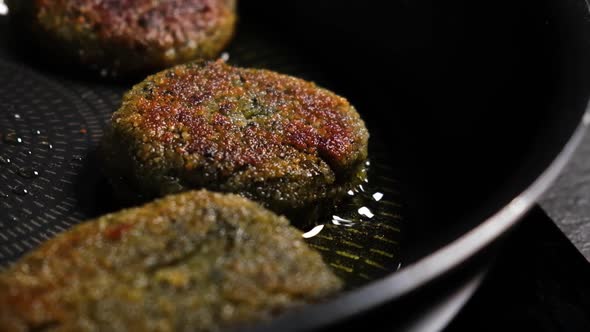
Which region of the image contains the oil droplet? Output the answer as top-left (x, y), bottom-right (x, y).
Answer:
top-left (32, 129), bottom-right (41, 135)
top-left (302, 224), bottom-right (325, 239)
top-left (3, 132), bottom-right (22, 144)
top-left (0, 155), bottom-right (10, 165)
top-left (0, 192), bottom-right (8, 199)
top-left (0, 2), bottom-right (8, 16)
top-left (332, 215), bottom-right (355, 227)
top-left (12, 113), bottom-right (21, 120)
top-left (8, 215), bottom-right (18, 222)
top-left (11, 186), bottom-right (29, 196)
top-left (358, 206), bottom-right (374, 219)
top-left (40, 141), bottom-right (53, 150)
top-left (18, 168), bottom-right (39, 179)
top-left (347, 190), bottom-right (355, 196)
top-left (71, 155), bottom-right (84, 162)
top-left (373, 192), bottom-right (384, 201)
top-left (221, 52), bottom-right (230, 62)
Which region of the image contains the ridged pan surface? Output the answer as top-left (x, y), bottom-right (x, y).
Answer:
top-left (0, 16), bottom-right (403, 287)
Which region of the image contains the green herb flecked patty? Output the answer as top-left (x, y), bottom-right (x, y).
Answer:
top-left (0, 190), bottom-right (342, 331)
top-left (100, 60), bottom-right (369, 216)
top-left (6, 0), bottom-right (236, 77)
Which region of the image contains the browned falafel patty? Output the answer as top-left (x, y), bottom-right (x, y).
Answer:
top-left (101, 60), bottom-right (369, 214)
top-left (0, 190), bottom-right (342, 331)
top-left (7, 0), bottom-right (236, 76)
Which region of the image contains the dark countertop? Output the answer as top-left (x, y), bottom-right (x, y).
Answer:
top-left (541, 131), bottom-right (590, 260)
top-left (446, 206), bottom-right (590, 331)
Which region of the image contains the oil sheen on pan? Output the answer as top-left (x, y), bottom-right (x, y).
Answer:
top-left (0, 17), bottom-right (404, 287)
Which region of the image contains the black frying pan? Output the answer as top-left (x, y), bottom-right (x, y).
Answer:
top-left (0, 0), bottom-right (589, 331)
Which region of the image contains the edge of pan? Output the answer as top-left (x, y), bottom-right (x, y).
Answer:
top-left (247, 101), bottom-right (590, 332)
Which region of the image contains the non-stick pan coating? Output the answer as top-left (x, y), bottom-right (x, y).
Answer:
top-left (0, 5), bottom-right (405, 288)
top-left (0, 0), bottom-right (590, 330)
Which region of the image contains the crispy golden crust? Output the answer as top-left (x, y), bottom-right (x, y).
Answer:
top-left (0, 190), bottom-right (342, 332)
top-left (7, 0), bottom-right (236, 76)
top-left (101, 61), bottom-right (369, 213)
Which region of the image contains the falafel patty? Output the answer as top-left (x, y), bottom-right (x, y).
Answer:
top-left (0, 190), bottom-right (342, 331)
top-left (101, 60), bottom-right (369, 214)
top-left (7, 0), bottom-right (236, 76)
